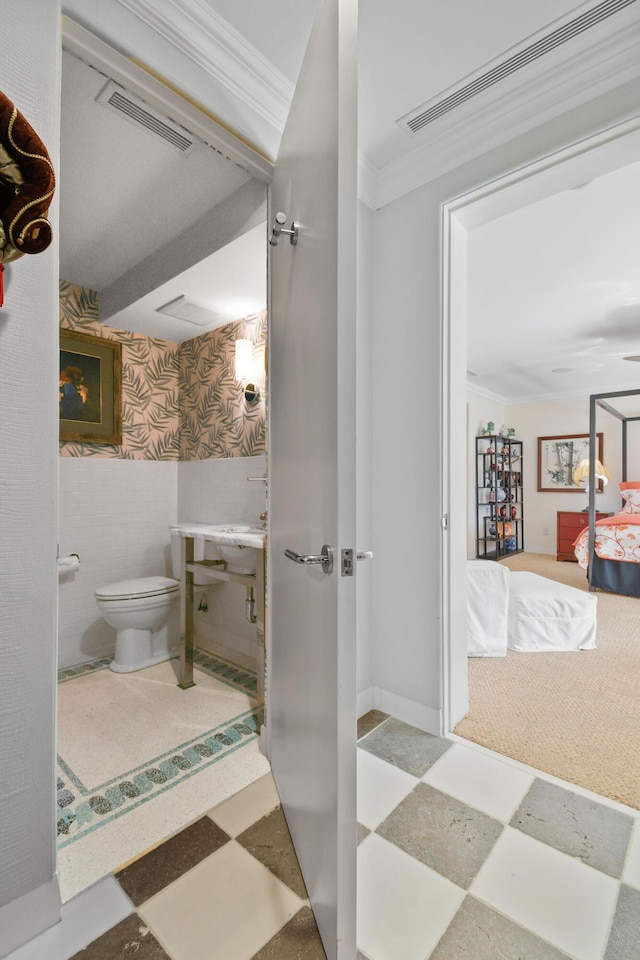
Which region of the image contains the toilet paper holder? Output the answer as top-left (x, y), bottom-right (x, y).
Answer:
top-left (58, 553), bottom-right (80, 575)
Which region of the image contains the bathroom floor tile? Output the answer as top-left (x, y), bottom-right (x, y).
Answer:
top-left (604, 885), bottom-right (640, 960)
top-left (57, 819), bottom-right (133, 903)
top-left (422, 742), bottom-right (534, 822)
top-left (358, 823), bottom-right (370, 844)
top-left (429, 895), bottom-right (573, 960)
top-left (57, 660), bottom-right (256, 786)
top-left (116, 816), bottom-right (231, 905)
top-left (68, 913), bottom-right (171, 960)
top-left (58, 717), bottom-right (269, 899)
top-left (139, 841), bottom-right (303, 960)
top-left (358, 717), bottom-right (452, 777)
top-left (511, 777), bottom-right (634, 877)
top-left (376, 782), bottom-right (504, 889)
top-left (357, 833), bottom-right (464, 960)
top-left (236, 806), bottom-right (308, 899)
top-left (357, 710), bottom-right (390, 740)
top-left (471, 827), bottom-right (619, 960)
top-left (357, 749), bottom-right (417, 830)
top-left (250, 906), bottom-right (326, 959)
top-left (622, 820), bottom-right (640, 890)
top-left (207, 772), bottom-right (280, 837)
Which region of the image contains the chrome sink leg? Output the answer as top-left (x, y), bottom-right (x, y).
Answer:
top-left (178, 536), bottom-right (196, 690)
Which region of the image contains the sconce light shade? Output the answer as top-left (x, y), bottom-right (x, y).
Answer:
top-left (235, 338), bottom-right (261, 403)
top-left (235, 339), bottom-right (254, 381)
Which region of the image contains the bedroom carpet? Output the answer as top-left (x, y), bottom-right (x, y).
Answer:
top-left (454, 552), bottom-right (640, 810)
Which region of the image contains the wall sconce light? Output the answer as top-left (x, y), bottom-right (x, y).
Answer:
top-left (235, 339), bottom-right (263, 403)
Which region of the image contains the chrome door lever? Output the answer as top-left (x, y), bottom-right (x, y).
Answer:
top-left (269, 212), bottom-right (299, 246)
top-left (284, 544), bottom-right (333, 574)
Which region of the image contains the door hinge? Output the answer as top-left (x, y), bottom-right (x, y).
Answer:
top-left (441, 514), bottom-right (449, 530)
top-left (341, 548), bottom-right (354, 577)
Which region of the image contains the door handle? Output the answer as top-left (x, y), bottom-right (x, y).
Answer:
top-left (284, 544), bottom-right (334, 574)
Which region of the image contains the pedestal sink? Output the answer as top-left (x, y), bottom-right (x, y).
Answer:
top-left (216, 525), bottom-right (265, 574)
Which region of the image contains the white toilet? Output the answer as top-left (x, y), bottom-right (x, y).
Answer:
top-left (95, 532), bottom-right (184, 674)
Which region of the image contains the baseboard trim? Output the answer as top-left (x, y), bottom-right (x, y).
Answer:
top-left (368, 687), bottom-right (442, 736)
top-left (357, 686), bottom-right (374, 718)
top-left (0, 877), bottom-right (60, 958)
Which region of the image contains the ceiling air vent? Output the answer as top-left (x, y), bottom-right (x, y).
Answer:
top-left (96, 80), bottom-right (198, 155)
top-left (398, 0), bottom-right (638, 135)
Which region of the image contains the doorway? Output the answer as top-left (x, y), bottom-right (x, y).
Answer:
top-left (57, 20), bottom-right (272, 901)
top-left (442, 115), bottom-right (640, 796)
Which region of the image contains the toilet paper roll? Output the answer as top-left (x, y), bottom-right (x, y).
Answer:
top-left (58, 554), bottom-right (80, 577)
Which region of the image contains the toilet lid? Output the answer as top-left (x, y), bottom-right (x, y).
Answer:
top-left (96, 576), bottom-right (179, 600)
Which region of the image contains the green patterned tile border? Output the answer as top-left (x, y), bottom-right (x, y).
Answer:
top-left (56, 651), bottom-right (260, 846)
top-left (58, 657), bottom-right (113, 683)
top-left (57, 707), bottom-right (262, 847)
top-left (58, 650), bottom-right (258, 697)
top-left (193, 649), bottom-right (258, 697)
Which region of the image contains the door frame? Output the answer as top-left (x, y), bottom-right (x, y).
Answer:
top-left (440, 113), bottom-right (640, 734)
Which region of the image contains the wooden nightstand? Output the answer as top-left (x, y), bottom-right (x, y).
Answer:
top-left (556, 510), bottom-right (610, 562)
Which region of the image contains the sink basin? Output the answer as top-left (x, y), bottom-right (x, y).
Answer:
top-left (218, 542), bottom-right (258, 575)
top-left (213, 524), bottom-right (265, 575)
top-left (170, 522), bottom-right (265, 576)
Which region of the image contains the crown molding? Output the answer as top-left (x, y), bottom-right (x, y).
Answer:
top-left (63, 16), bottom-right (274, 180)
top-left (466, 381), bottom-right (509, 405)
top-left (115, 0), bottom-right (294, 135)
top-left (375, 4), bottom-right (640, 208)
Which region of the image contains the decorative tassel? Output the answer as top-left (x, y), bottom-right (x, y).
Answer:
top-left (0, 263), bottom-right (4, 307)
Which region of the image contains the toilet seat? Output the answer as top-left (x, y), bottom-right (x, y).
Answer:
top-left (96, 576), bottom-right (179, 601)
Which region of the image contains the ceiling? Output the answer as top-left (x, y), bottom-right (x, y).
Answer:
top-left (467, 158), bottom-right (640, 404)
top-left (59, 0), bottom-right (640, 389)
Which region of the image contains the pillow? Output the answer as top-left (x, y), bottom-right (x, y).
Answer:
top-left (619, 481), bottom-right (640, 514)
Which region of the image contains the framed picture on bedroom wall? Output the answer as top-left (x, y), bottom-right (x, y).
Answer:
top-left (59, 329), bottom-right (122, 444)
top-left (537, 433), bottom-right (604, 492)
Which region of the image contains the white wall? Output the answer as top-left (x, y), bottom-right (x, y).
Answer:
top-left (177, 455), bottom-right (267, 523)
top-left (58, 459), bottom-right (178, 667)
top-left (0, 1), bottom-right (62, 953)
top-left (372, 186), bottom-right (443, 732)
top-left (356, 200), bottom-right (374, 712)
top-left (504, 398), bottom-right (627, 554)
top-left (372, 77), bottom-right (640, 736)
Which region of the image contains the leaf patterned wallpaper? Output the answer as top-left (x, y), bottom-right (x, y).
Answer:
top-left (59, 281), bottom-right (267, 461)
top-left (179, 315), bottom-right (266, 460)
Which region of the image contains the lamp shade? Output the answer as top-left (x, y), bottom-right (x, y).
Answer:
top-left (572, 459), bottom-right (610, 486)
top-left (235, 339), bottom-right (254, 380)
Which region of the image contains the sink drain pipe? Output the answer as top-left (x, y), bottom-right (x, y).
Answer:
top-left (245, 587), bottom-right (257, 624)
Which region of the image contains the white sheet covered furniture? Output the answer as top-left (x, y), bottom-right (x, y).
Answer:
top-left (466, 560), bottom-right (510, 657)
top-left (507, 571), bottom-right (597, 652)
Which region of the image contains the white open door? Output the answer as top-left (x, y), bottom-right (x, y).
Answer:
top-left (267, 0), bottom-right (358, 957)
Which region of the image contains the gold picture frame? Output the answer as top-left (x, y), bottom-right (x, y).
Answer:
top-left (59, 329), bottom-right (122, 444)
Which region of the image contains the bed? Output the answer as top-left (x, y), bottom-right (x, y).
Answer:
top-left (573, 388), bottom-right (640, 598)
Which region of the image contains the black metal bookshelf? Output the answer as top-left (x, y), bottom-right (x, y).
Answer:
top-left (475, 435), bottom-right (524, 560)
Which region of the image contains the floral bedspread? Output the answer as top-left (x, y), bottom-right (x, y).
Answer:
top-left (574, 513), bottom-right (640, 568)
